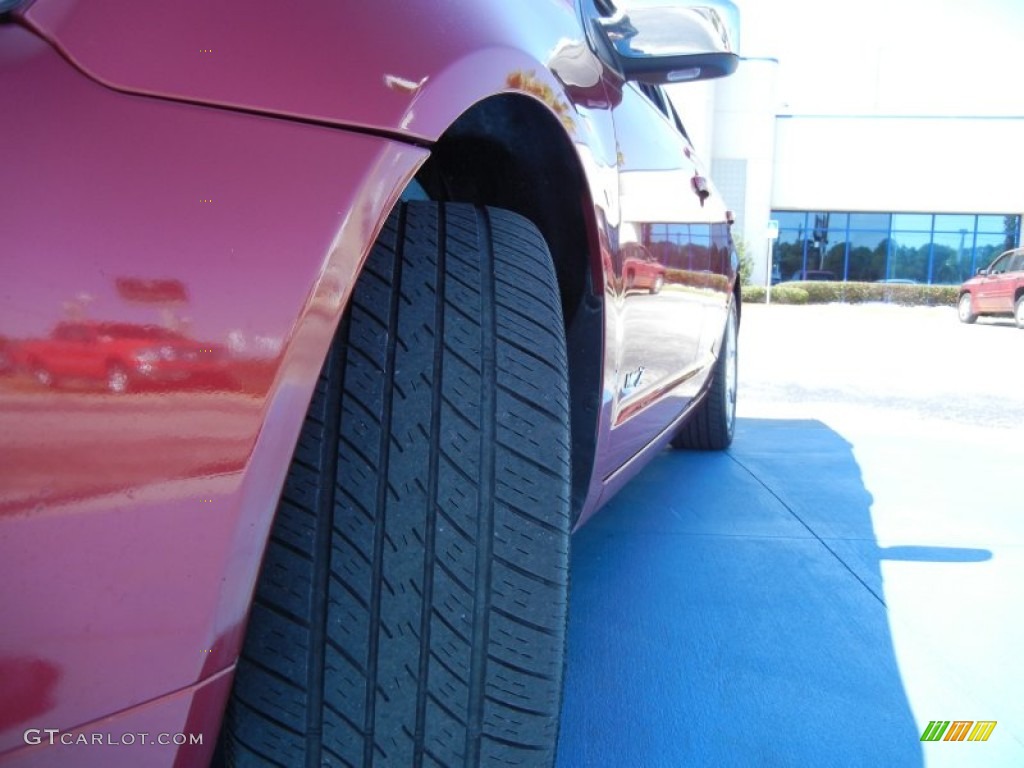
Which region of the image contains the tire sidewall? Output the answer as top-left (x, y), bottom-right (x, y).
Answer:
top-left (721, 301), bottom-right (738, 443)
top-left (958, 293), bottom-right (976, 323)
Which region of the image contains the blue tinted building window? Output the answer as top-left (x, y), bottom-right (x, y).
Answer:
top-left (769, 210), bottom-right (1021, 284)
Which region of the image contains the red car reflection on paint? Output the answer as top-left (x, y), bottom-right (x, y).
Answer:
top-left (13, 321), bottom-right (231, 393)
top-left (0, 1), bottom-right (741, 765)
top-left (622, 244), bottom-right (667, 294)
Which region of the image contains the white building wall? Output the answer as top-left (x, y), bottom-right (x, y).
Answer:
top-left (772, 116), bottom-right (1024, 219)
top-left (708, 58), bottom-right (779, 285)
top-left (672, 53), bottom-right (1024, 287)
top-left (670, 60), bottom-right (781, 285)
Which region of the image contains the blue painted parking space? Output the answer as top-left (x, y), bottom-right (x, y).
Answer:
top-left (558, 305), bottom-right (1024, 767)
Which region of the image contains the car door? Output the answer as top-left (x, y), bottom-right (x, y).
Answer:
top-left (597, 81), bottom-right (730, 475)
top-left (998, 249), bottom-right (1024, 312)
top-left (977, 249), bottom-right (1016, 312)
top-left (40, 322), bottom-right (94, 379)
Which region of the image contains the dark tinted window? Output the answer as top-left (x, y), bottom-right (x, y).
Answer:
top-left (989, 252), bottom-right (1013, 273)
top-left (638, 83), bottom-right (669, 117)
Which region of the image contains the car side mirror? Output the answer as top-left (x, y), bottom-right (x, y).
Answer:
top-left (976, 268), bottom-right (988, 276)
top-left (591, 1), bottom-right (740, 84)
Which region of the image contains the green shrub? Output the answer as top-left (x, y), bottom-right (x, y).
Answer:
top-left (664, 269), bottom-right (730, 292)
top-left (741, 285), bottom-right (765, 303)
top-left (735, 236), bottom-right (754, 286)
top-left (771, 285), bottom-right (809, 304)
top-left (742, 281), bottom-right (959, 307)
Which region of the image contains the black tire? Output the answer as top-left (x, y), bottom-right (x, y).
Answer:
top-left (1015, 295), bottom-right (1024, 329)
top-left (221, 202), bottom-right (572, 768)
top-left (957, 292), bottom-right (978, 324)
top-left (671, 300), bottom-right (738, 451)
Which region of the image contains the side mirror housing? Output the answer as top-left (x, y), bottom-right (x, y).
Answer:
top-left (592, 1), bottom-right (740, 84)
top-left (976, 268), bottom-right (989, 276)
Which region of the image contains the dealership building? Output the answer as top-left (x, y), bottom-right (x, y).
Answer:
top-left (671, 58), bottom-right (1024, 286)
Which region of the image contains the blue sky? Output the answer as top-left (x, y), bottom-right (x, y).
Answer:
top-left (736, 0), bottom-right (1024, 115)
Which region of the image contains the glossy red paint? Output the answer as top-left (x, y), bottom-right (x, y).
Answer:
top-left (0, 21), bottom-right (426, 761)
top-left (593, 80), bottom-right (733, 483)
top-left (1, 667), bottom-right (233, 767)
top-left (622, 245), bottom-right (668, 295)
top-left (12, 321), bottom-right (232, 393)
top-left (2, 1), bottom-right (739, 763)
top-left (25, 0), bottom-right (591, 143)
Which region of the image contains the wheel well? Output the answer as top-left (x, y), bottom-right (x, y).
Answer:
top-left (415, 94), bottom-right (603, 523)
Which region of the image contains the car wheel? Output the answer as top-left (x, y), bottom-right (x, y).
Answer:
top-left (106, 364), bottom-right (130, 394)
top-left (957, 292), bottom-right (978, 324)
top-left (650, 274), bottom-right (664, 295)
top-left (221, 202), bottom-right (571, 767)
top-left (671, 300), bottom-right (738, 451)
top-left (1015, 295), bottom-right (1024, 329)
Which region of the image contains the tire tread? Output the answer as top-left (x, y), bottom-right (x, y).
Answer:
top-left (223, 203), bottom-right (569, 768)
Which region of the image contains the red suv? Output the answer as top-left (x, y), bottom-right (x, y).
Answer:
top-left (1, 1), bottom-right (741, 765)
top-left (14, 322), bottom-right (229, 392)
top-left (622, 243), bottom-right (667, 294)
top-left (958, 247), bottom-right (1024, 328)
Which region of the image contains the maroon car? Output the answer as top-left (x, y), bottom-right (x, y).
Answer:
top-left (958, 247), bottom-right (1024, 328)
top-left (0, 1), bottom-right (741, 765)
top-left (13, 321), bottom-right (230, 393)
top-left (622, 243), bottom-right (667, 294)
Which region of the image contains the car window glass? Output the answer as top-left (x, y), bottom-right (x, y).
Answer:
top-left (989, 253), bottom-right (1010, 273)
top-left (637, 83), bottom-right (692, 142)
top-left (1009, 252), bottom-right (1024, 272)
top-left (664, 94), bottom-right (691, 142)
top-left (638, 83), bottom-right (669, 117)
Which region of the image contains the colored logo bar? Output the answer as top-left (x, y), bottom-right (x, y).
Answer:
top-left (920, 721), bottom-right (997, 742)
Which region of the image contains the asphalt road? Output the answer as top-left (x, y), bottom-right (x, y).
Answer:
top-left (557, 303), bottom-right (1024, 767)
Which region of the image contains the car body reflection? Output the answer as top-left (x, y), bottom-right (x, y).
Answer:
top-left (621, 243), bottom-right (667, 294)
top-left (12, 321), bottom-right (233, 394)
